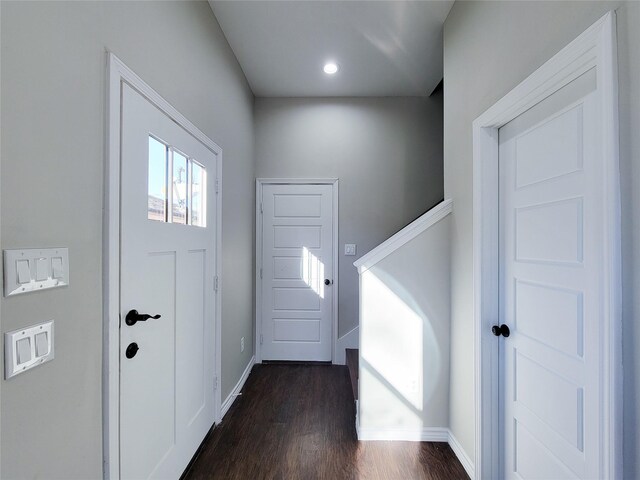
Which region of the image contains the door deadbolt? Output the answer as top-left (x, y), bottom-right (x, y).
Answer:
top-left (126, 342), bottom-right (139, 359)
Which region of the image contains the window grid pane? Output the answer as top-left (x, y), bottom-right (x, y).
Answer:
top-left (148, 136), bottom-right (167, 222)
top-left (190, 161), bottom-right (206, 227)
top-left (148, 135), bottom-right (207, 227)
top-left (172, 150), bottom-right (188, 225)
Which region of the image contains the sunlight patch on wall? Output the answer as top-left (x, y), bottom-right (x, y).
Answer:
top-left (361, 272), bottom-right (424, 411)
top-left (302, 246), bottom-right (325, 299)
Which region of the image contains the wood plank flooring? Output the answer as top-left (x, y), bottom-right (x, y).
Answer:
top-left (184, 364), bottom-right (469, 480)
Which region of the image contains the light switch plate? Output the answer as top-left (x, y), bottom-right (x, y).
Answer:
top-left (3, 248), bottom-right (69, 297)
top-left (344, 244), bottom-right (357, 256)
top-left (5, 320), bottom-right (54, 379)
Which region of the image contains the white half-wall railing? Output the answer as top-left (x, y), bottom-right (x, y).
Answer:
top-left (352, 198), bottom-right (471, 476)
top-left (353, 199), bottom-right (453, 274)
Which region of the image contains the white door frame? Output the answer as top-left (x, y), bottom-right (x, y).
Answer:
top-left (255, 178), bottom-right (339, 363)
top-left (472, 12), bottom-right (621, 480)
top-left (104, 53), bottom-right (223, 479)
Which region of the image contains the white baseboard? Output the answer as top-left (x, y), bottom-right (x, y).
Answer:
top-left (357, 426), bottom-right (449, 442)
top-left (220, 355), bottom-right (255, 421)
top-left (448, 430), bottom-right (475, 480)
top-left (334, 326), bottom-right (359, 365)
top-left (355, 424), bottom-right (475, 479)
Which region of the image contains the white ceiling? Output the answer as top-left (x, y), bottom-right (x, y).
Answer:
top-left (209, 1), bottom-right (453, 97)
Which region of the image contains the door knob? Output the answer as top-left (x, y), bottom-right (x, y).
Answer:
top-left (125, 309), bottom-right (161, 326)
top-left (126, 342), bottom-right (139, 359)
top-left (324, 279), bottom-right (332, 286)
top-left (491, 324), bottom-right (511, 338)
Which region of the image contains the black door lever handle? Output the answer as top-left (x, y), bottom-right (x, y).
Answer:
top-left (125, 309), bottom-right (161, 326)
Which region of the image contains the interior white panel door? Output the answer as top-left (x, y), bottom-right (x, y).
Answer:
top-left (120, 84), bottom-right (217, 479)
top-left (260, 184), bottom-right (333, 361)
top-left (499, 69), bottom-right (604, 479)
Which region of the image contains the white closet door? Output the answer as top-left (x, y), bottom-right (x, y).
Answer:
top-left (260, 184), bottom-right (334, 361)
top-left (499, 69), bottom-right (603, 479)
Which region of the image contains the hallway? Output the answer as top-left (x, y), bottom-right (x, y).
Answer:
top-left (184, 364), bottom-right (469, 480)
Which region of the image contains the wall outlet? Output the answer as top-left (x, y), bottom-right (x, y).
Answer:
top-left (344, 244), bottom-right (357, 256)
top-left (240, 336), bottom-right (245, 352)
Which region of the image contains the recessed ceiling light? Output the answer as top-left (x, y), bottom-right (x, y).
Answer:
top-left (323, 62), bottom-right (339, 75)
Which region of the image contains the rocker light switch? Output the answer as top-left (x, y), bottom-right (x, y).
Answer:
top-left (16, 338), bottom-right (31, 364)
top-left (35, 332), bottom-right (49, 357)
top-left (36, 258), bottom-right (48, 281)
top-left (16, 260), bottom-right (31, 284)
top-left (51, 257), bottom-right (64, 279)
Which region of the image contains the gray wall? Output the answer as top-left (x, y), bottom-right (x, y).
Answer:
top-left (0, 1), bottom-right (255, 478)
top-left (255, 96), bottom-right (444, 337)
top-left (359, 215), bottom-right (451, 434)
top-left (443, 2), bottom-right (640, 476)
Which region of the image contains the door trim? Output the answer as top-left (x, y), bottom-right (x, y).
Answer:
top-left (255, 178), bottom-right (339, 363)
top-left (104, 53), bottom-right (223, 479)
top-left (472, 12), bottom-right (621, 480)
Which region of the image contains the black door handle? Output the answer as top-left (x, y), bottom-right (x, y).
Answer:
top-left (125, 309), bottom-right (161, 326)
top-left (491, 324), bottom-right (510, 338)
top-left (324, 279), bottom-right (332, 286)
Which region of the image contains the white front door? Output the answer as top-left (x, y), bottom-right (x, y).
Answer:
top-left (499, 69), bottom-right (603, 479)
top-left (259, 183), bottom-right (334, 361)
top-left (120, 83), bottom-right (218, 479)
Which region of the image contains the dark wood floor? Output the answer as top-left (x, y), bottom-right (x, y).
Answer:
top-left (184, 364), bottom-right (469, 480)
